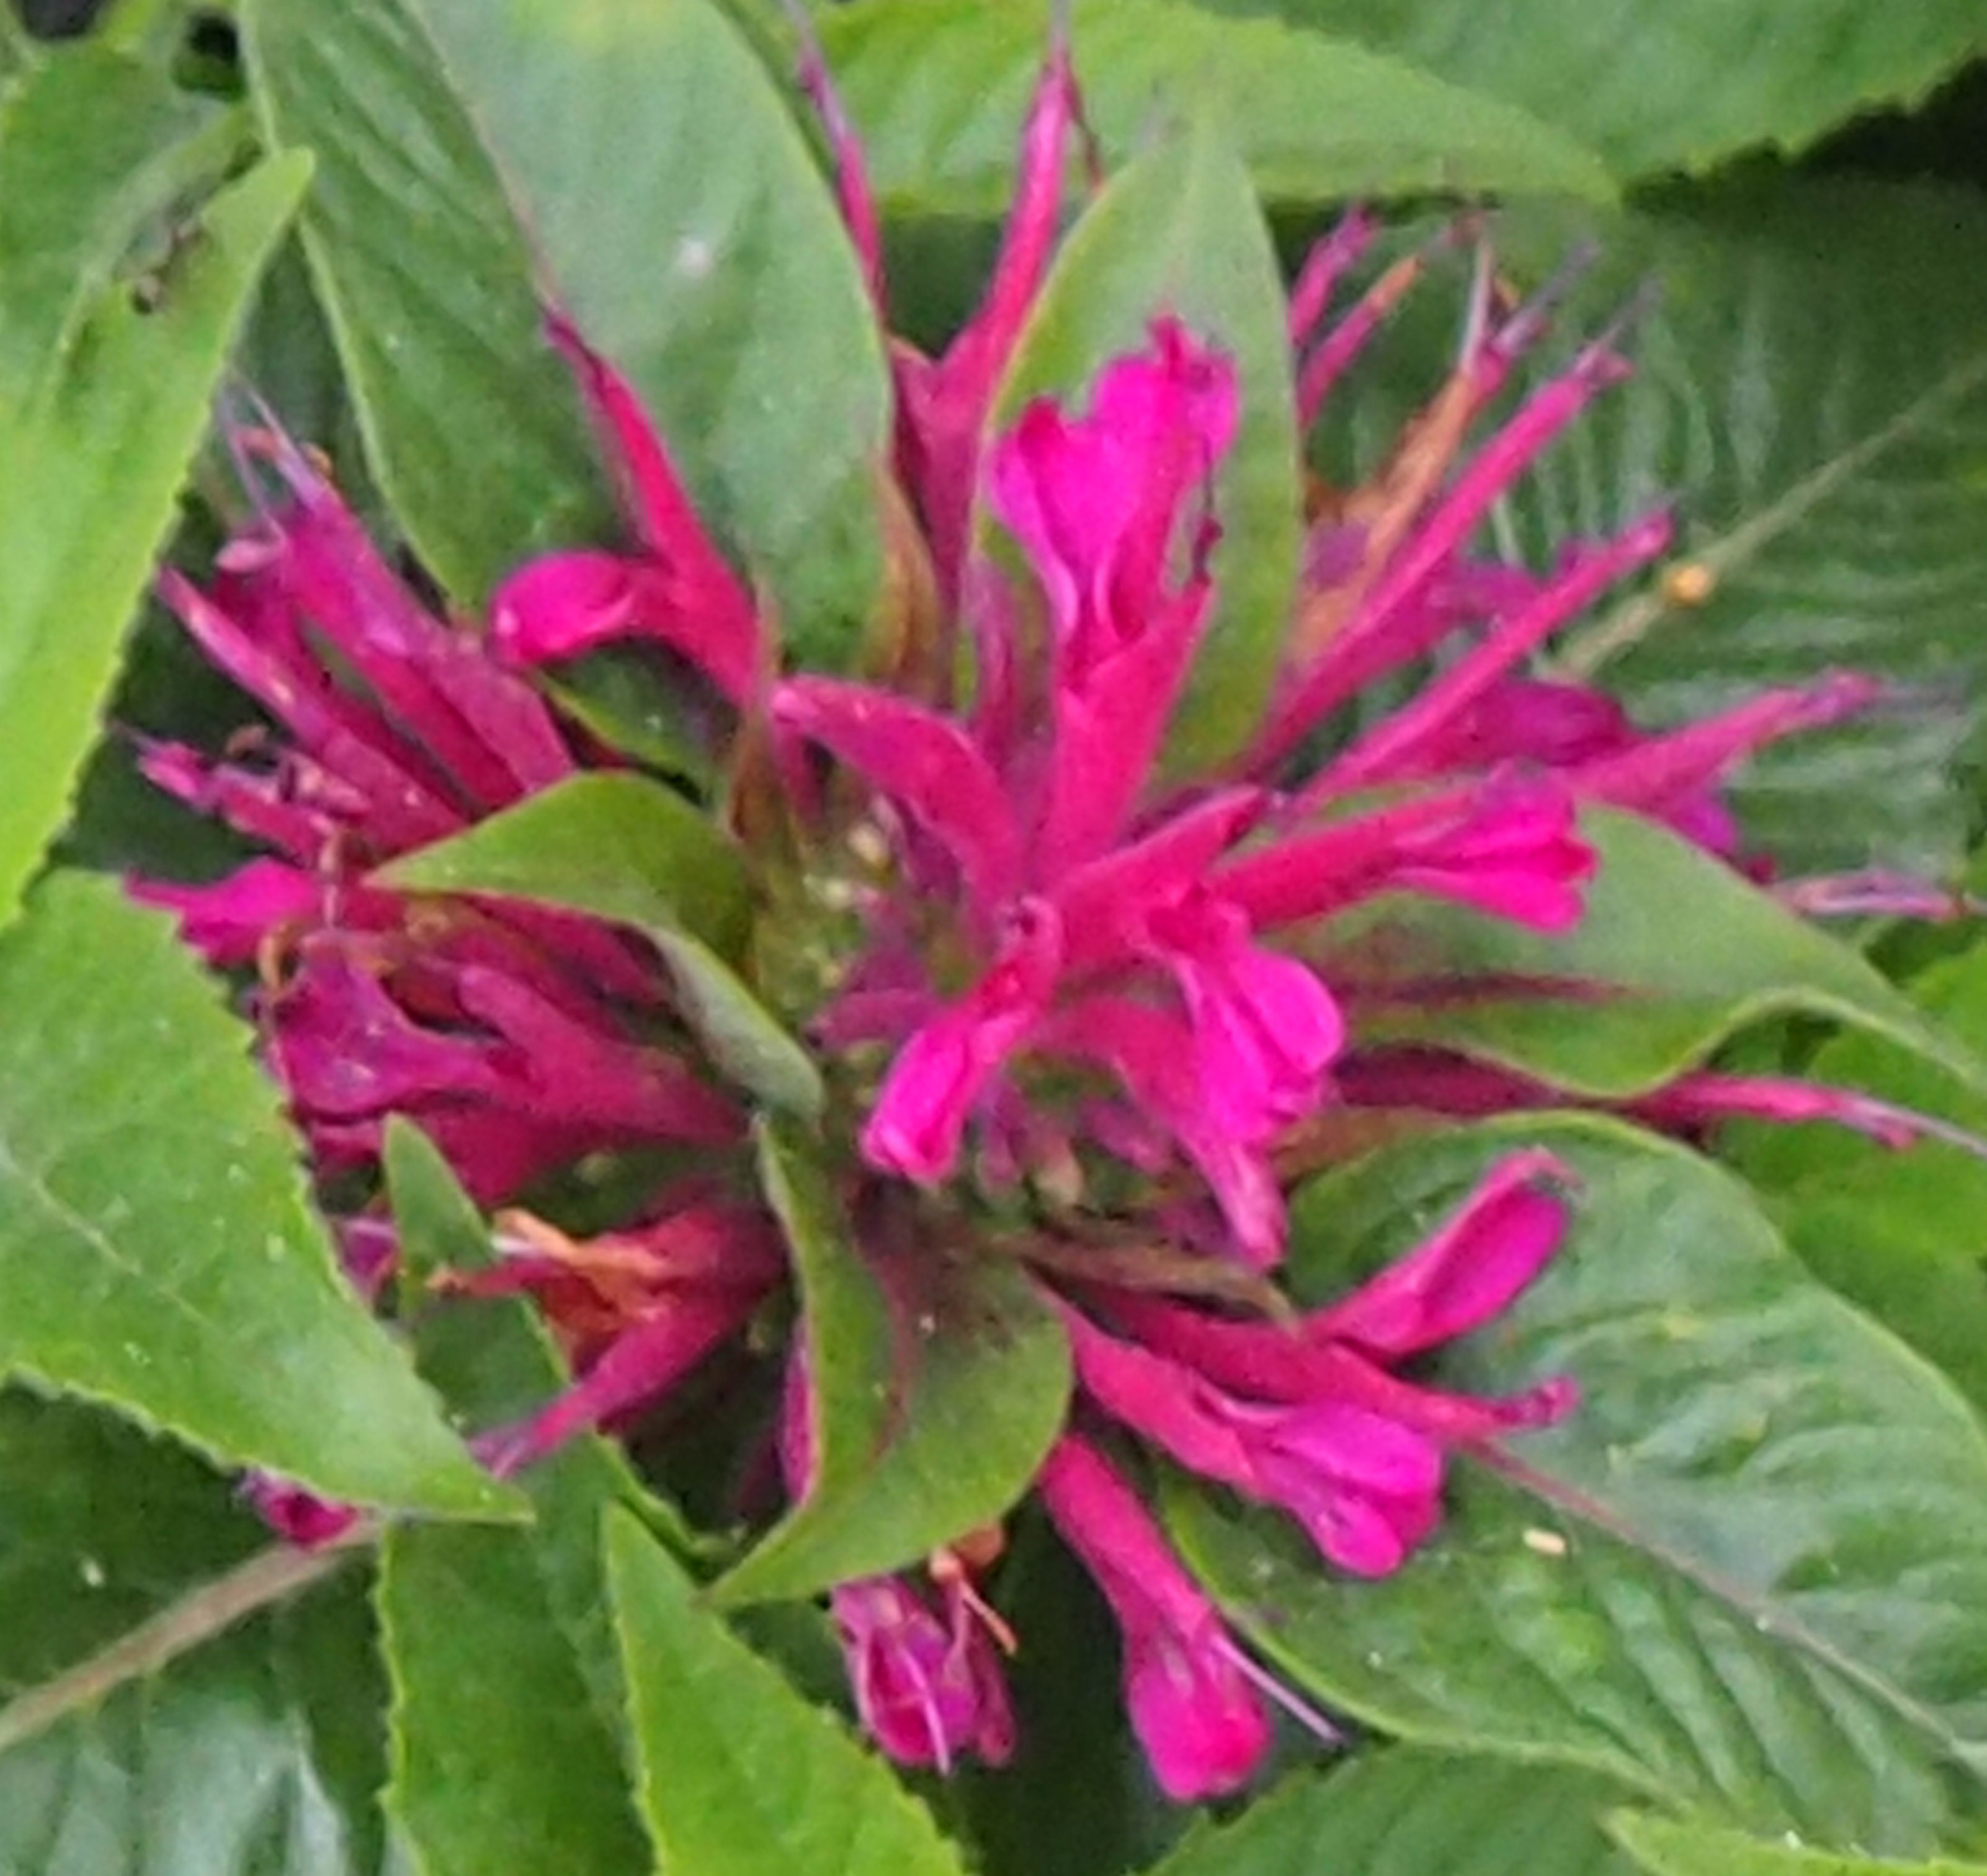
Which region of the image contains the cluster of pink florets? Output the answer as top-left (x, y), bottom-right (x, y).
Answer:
top-left (135, 26), bottom-right (1921, 1800)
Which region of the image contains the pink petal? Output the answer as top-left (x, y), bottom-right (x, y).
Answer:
top-left (269, 945), bottom-right (507, 1121)
top-left (130, 859), bottom-right (326, 967)
top-left (895, 35), bottom-right (1082, 599)
top-left (862, 901), bottom-right (1061, 1182)
top-left (988, 321), bottom-right (1238, 871)
top-left (1037, 1436), bottom-right (1270, 1802)
top-left (478, 1289), bottom-right (754, 1473)
top-left (1305, 1150), bottom-right (1573, 1357)
top-left (1233, 1397), bottom-right (1442, 1576)
top-left (1042, 995), bottom-right (1287, 1266)
top-left (455, 965), bottom-right (741, 1145)
top-left (1053, 787), bottom-right (1264, 972)
top-left (1143, 891), bottom-right (1342, 1138)
top-left (1220, 774), bottom-right (1594, 934)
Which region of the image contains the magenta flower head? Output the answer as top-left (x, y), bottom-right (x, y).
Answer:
top-left (132, 14), bottom-right (1940, 1807)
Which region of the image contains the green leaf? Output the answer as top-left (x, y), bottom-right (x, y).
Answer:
top-left (0, 873), bottom-right (511, 1519)
top-left (717, 1117), bottom-right (1070, 1605)
top-left (1190, 0), bottom-right (1985, 176)
top-left (1730, 943), bottom-right (1987, 1419)
top-left (0, 146), bottom-right (305, 927)
top-left (1355, 808), bottom-right (1987, 1098)
top-left (0, 1391), bottom-right (266, 1708)
top-left (405, 0), bottom-right (891, 663)
top-left (1168, 1115), bottom-right (1987, 1851)
top-left (376, 771), bottom-right (752, 963)
top-left (606, 1506), bottom-right (970, 1876)
top-left (0, 1385), bottom-right (388, 1874)
top-left (242, 0), bottom-right (617, 604)
top-left (0, 1388), bottom-right (388, 1872)
top-left (1609, 1811), bottom-right (1987, 1876)
top-left (1151, 1751), bottom-right (1635, 1876)
top-left (651, 929), bottom-right (824, 1122)
top-left (1476, 184), bottom-right (1987, 875)
top-left (0, 42), bottom-right (229, 398)
top-left (0, 1563), bottom-right (393, 1876)
top-left (380, 1122), bottom-right (661, 1876)
top-left (820, 0), bottom-right (1614, 211)
top-left (992, 122), bottom-right (1299, 778)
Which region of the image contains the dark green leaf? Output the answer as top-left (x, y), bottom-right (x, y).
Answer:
top-left (1467, 185), bottom-right (1987, 875)
top-left (0, 1385), bottom-right (388, 1874)
top-left (1151, 1751), bottom-right (1635, 1876)
top-left (0, 146), bottom-right (305, 926)
top-left (1190, 0), bottom-right (1986, 176)
top-left (1169, 1116), bottom-right (1987, 1851)
top-left (0, 1391), bottom-right (264, 1708)
top-left (406, 0), bottom-right (891, 663)
top-left (606, 1506), bottom-right (970, 1876)
top-left (717, 1118), bottom-right (1070, 1605)
top-left (1609, 1811), bottom-right (1987, 1876)
top-left (0, 874), bottom-right (512, 1518)
top-left (992, 122), bottom-right (1299, 778)
top-left (821, 0), bottom-right (1613, 212)
top-left (0, 42), bottom-right (230, 396)
top-left (0, 1565), bottom-right (393, 1876)
top-left (375, 771), bottom-right (752, 963)
top-left (1356, 808), bottom-right (1987, 1097)
top-left (243, 0), bottom-right (616, 603)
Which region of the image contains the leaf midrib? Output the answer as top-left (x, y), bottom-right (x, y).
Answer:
top-left (1558, 346), bottom-right (1987, 677)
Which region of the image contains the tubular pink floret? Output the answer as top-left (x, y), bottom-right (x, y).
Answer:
top-left (1286, 208), bottom-right (1375, 354)
top-left (1630, 1073), bottom-right (1987, 1163)
top-left (1313, 509), bottom-right (1675, 798)
top-left (779, 0), bottom-right (885, 313)
top-left (1777, 870), bottom-right (1985, 922)
top-left (1569, 672), bottom-right (1883, 823)
top-left (1259, 322), bottom-right (1640, 770)
top-left (1037, 1435), bottom-right (1272, 1801)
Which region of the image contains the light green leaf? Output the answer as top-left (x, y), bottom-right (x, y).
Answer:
top-left (651, 929), bottom-right (823, 1121)
top-left (1169, 1115), bottom-right (1987, 1851)
top-left (1454, 185), bottom-right (1987, 875)
top-left (407, 0), bottom-right (891, 662)
top-left (606, 1507), bottom-right (970, 1876)
top-left (375, 771), bottom-right (752, 963)
top-left (993, 122), bottom-right (1298, 777)
top-left (717, 1117), bottom-right (1069, 1605)
top-left (1191, 0), bottom-right (1985, 176)
top-left (243, 0), bottom-right (617, 604)
top-left (0, 874), bottom-right (511, 1519)
top-left (0, 145), bottom-right (305, 927)
top-left (821, 0), bottom-right (1612, 212)
top-left (1151, 1751), bottom-right (1635, 1876)
top-left (1609, 1811), bottom-right (1987, 1876)
top-left (1355, 808), bottom-right (1987, 1098)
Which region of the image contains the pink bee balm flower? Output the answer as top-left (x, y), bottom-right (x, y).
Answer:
top-left (132, 11), bottom-right (1954, 1807)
